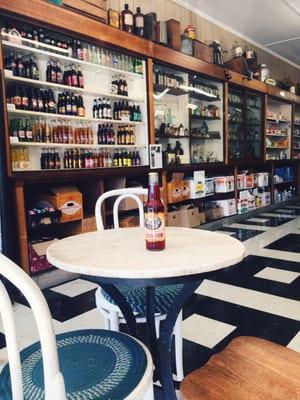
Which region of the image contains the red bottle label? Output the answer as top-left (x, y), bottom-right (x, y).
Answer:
top-left (145, 211), bottom-right (165, 243)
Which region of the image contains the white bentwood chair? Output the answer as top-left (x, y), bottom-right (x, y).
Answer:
top-left (94, 188), bottom-right (184, 382)
top-left (0, 253), bottom-right (154, 400)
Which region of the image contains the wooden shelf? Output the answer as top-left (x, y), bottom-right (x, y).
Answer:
top-left (7, 108), bottom-right (144, 125)
top-left (10, 141), bottom-right (146, 149)
top-left (153, 84), bottom-right (187, 96)
top-left (189, 93), bottom-right (220, 102)
top-left (190, 115), bottom-right (221, 121)
top-left (4, 73), bottom-right (145, 102)
top-left (267, 118), bottom-right (291, 123)
top-left (156, 135), bottom-right (190, 139)
top-left (2, 39), bottom-right (145, 79)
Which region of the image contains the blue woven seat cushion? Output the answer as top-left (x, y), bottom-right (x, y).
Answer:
top-left (101, 285), bottom-right (184, 315)
top-left (0, 329), bottom-right (147, 400)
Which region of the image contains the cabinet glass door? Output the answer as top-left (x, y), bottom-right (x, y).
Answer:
top-left (228, 88), bottom-right (243, 160)
top-left (189, 74), bottom-right (224, 164)
top-left (245, 92), bottom-right (262, 159)
top-left (153, 63), bottom-right (190, 166)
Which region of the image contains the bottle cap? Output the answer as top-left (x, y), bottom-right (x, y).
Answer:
top-left (149, 172), bottom-right (159, 185)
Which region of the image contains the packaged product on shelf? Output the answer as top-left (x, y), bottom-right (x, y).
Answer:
top-left (205, 199), bottom-right (236, 217)
top-left (205, 178), bottom-right (215, 196)
top-left (179, 204), bottom-right (201, 228)
top-left (254, 172), bottom-right (269, 187)
top-left (167, 206), bottom-right (181, 227)
top-left (186, 170), bottom-right (206, 199)
top-left (34, 186), bottom-right (83, 223)
top-left (29, 238), bottom-right (57, 274)
top-left (204, 205), bottom-right (224, 221)
top-left (214, 176), bottom-right (234, 193)
top-left (167, 173), bottom-right (184, 203)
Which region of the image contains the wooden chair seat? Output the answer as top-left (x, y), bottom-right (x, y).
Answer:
top-left (181, 336), bottom-right (300, 400)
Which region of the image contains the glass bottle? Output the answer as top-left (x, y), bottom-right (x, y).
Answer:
top-left (121, 3), bottom-right (134, 33)
top-left (145, 172), bottom-right (165, 251)
top-left (134, 7), bottom-right (144, 37)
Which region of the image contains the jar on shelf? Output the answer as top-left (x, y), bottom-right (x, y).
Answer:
top-left (258, 64), bottom-right (270, 82)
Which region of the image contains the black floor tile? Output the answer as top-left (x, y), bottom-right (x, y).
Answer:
top-left (265, 233), bottom-right (300, 253)
top-left (17, 279), bottom-right (97, 322)
top-left (207, 255), bottom-right (300, 301)
top-left (239, 215), bottom-right (294, 227)
top-left (218, 227), bottom-right (263, 241)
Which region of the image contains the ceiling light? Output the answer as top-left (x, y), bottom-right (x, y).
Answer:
top-left (282, 0), bottom-right (300, 16)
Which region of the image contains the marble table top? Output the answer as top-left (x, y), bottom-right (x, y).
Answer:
top-left (47, 227), bottom-right (245, 280)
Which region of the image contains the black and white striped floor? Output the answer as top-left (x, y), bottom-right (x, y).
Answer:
top-left (1, 202), bottom-right (300, 385)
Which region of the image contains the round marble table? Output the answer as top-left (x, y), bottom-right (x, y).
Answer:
top-left (47, 227), bottom-right (245, 400)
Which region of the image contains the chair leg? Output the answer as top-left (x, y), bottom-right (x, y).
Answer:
top-left (173, 311), bottom-right (184, 382)
top-left (104, 316), bottom-right (110, 330)
top-left (155, 318), bottom-right (160, 338)
top-left (110, 311), bottom-right (120, 332)
top-left (142, 383), bottom-right (154, 400)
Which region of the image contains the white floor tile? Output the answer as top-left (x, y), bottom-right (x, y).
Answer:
top-left (50, 278), bottom-right (99, 297)
top-left (288, 331), bottom-right (300, 353)
top-left (247, 218), bottom-right (270, 223)
top-left (286, 205), bottom-right (300, 209)
top-left (261, 213), bottom-right (295, 219)
top-left (254, 267), bottom-right (300, 284)
top-left (53, 308), bottom-right (105, 333)
top-left (274, 209), bottom-right (295, 213)
top-left (196, 279), bottom-right (300, 321)
top-left (215, 230), bottom-right (235, 236)
top-left (183, 314), bottom-right (236, 349)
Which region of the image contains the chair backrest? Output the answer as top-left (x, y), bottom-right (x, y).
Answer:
top-left (0, 253), bottom-right (67, 400)
top-left (95, 188), bottom-right (148, 231)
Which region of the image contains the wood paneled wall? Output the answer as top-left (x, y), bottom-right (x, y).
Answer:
top-left (107, 0), bottom-right (300, 83)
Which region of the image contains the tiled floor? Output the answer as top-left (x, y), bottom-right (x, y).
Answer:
top-left (1, 201), bottom-right (300, 396)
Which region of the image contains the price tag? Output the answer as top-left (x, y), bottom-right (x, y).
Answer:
top-left (10, 137), bottom-right (19, 144)
top-left (4, 69), bottom-right (13, 78)
top-left (7, 103), bottom-right (16, 111)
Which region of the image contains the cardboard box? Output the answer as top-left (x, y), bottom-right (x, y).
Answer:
top-left (167, 209), bottom-right (181, 227)
top-left (186, 171), bottom-right (206, 199)
top-left (237, 174), bottom-right (246, 190)
top-left (205, 207), bottom-right (224, 220)
top-left (193, 39), bottom-right (213, 63)
top-left (206, 199), bottom-right (236, 217)
top-left (205, 178), bottom-right (215, 196)
top-left (166, 19), bottom-right (181, 50)
top-left (119, 215), bottom-right (140, 228)
top-left (81, 216), bottom-right (97, 233)
top-left (254, 172), bottom-right (269, 187)
top-left (35, 186), bottom-right (83, 223)
top-left (237, 198), bottom-right (248, 214)
top-left (246, 174), bottom-right (254, 189)
top-left (167, 173), bottom-right (184, 203)
top-left (179, 204), bottom-right (200, 228)
top-left (29, 238), bottom-right (57, 274)
top-left (214, 176), bottom-right (234, 193)
top-left (63, 0), bottom-right (107, 21)
top-left (199, 211), bottom-right (206, 225)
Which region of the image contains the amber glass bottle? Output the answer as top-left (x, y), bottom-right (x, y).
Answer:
top-left (145, 172), bottom-right (166, 250)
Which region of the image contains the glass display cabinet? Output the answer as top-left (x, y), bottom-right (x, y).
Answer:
top-left (293, 104), bottom-right (300, 160)
top-left (266, 98), bottom-right (292, 160)
top-left (153, 63), bottom-right (224, 167)
top-left (153, 63), bottom-right (190, 166)
top-left (1, 17), bottom-right (149, 172)
top-left (189, 73), bottom-right (224, 164)
top-left (228, 86), bottom-right (263, 161)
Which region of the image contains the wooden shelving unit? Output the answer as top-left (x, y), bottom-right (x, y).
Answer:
top-left (0, 0), bottom-right (299, 274)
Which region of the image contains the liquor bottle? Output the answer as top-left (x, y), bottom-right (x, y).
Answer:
top-left (77, 95), bottom-right (85, 117)
top-left (134, 7), bottom-right (144, 36)
top-left (121, 4), bottom-right (134, 33)
top-left (25, 119), bottom-right (33, 142)
top-left (93, 99), bottom-right (98, 119)
top-left (18, 119), bottom-right (26, 141)
top-left (144, 172), bottom-right (165, 251)
top-left (77, 67), bottom-right (84, 88)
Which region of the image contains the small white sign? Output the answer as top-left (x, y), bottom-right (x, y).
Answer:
top-left (4, 69), bottom-right (13, 78)
top-left (7, 103), bottom-right (16, 111)
top-left (10, 137), bottom-right (19, 144)
top-left (150, 144), bottom-right (163, 169)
